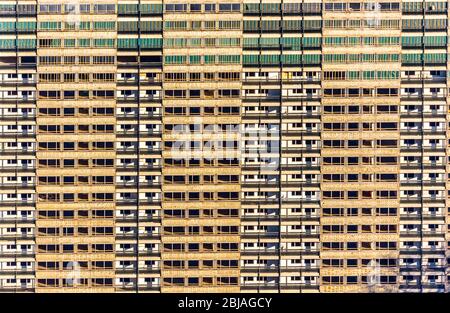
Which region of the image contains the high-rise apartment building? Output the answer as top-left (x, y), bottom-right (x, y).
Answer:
top-left (0, 0), bottom-right (448, 293)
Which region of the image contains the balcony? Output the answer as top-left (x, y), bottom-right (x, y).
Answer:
top-left (0, 131), bottom-right (35, 139)
top-left (402, 76), bottom-right (446, 83)
top-left (115, 284), bottom-right (160, 292)
top-left (116, 130), bottom-right (162, 138)
top-left (0, 79), bottom-right (36, 87)
top-left (0, 233), bottom-right (35, 240)
top-left (116, 180), bottom-right (161, 186)
top-left (0, 113), bottom-right (35, 121)
top-left (240, 282), bottom-right (319, 291)
top-left (116, 147), bottom-right (162, 155)
top-left (0, 97), bottom-right (35, 104)
top-left (116, 198), bottom-right (161, 206)
top-left (242, 247), bottom-right (320, 256)
top-left (117, 62), bottom-right (162, 69)
top-left (242, 230), bottom-right (320, 239)
top-left (115, 250), bottom-right (160, 257)
top-left (116, 112), bottom-right (162, 120)
top-left (117, 96), bottom-right (162, 103)
top-left (242, 94), bottom-right (320, 102)
top-left (243, 77), bottom-right (320, 84)
top-left (241, 265), bottom-right (318, 273)
top-left (400, 127), bottom-right (446, 135)
top-left (0, 200), bottom-right (34, 207)
top-left (122, 80), bottom-right (161, 86)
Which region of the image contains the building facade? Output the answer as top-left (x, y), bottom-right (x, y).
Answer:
top-left (0, 0), bottom-right (449, 292)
